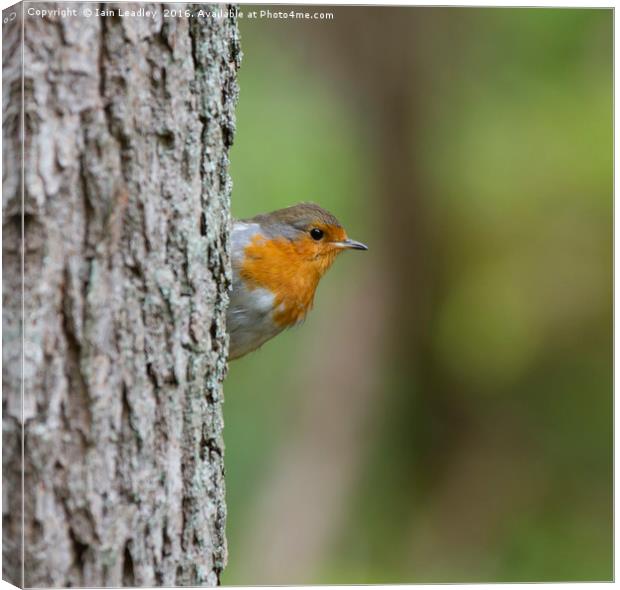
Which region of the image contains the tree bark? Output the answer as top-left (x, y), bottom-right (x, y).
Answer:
top-left (2, 3), bottom-right (240, 586)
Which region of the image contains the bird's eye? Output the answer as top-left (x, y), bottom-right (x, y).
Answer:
top-left (310, 228), bottom-right (324, 241)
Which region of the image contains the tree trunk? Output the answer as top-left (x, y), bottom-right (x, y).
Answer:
top-left (2, 3), bottom-right (240, 586)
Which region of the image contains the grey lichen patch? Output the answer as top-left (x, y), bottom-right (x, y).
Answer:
top-left (3, 3), bottom-right (239, 587)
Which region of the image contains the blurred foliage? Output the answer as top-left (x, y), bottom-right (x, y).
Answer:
top-left (223, 7), bottom-right (612, 585)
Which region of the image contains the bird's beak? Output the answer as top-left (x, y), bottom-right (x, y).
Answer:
top-left (334, 238), bottom-right (368, 251)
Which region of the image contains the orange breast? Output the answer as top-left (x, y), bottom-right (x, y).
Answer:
top-left (240, 235), bottom-right (337, 327)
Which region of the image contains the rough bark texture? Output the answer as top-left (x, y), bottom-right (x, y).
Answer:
top-left (2, 3), bottom-right (240, 586)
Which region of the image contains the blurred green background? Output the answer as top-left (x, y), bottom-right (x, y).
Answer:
top-left (224, 7), bottom-right (612, 584)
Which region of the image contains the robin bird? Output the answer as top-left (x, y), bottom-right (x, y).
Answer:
top-left (227, 203), bottom-right (368, 360)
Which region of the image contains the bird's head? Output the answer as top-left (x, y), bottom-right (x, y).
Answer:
top-left (250, 202), bottom-right (368, 277)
